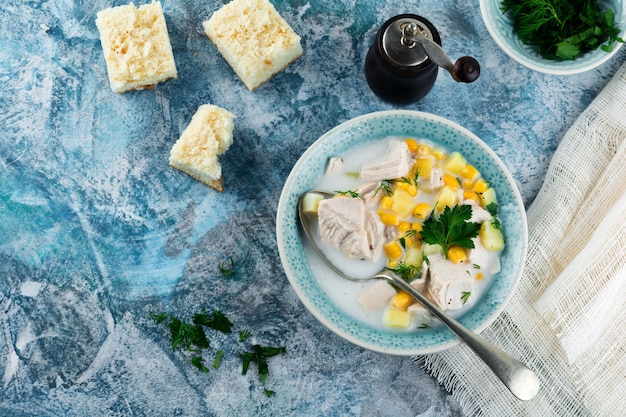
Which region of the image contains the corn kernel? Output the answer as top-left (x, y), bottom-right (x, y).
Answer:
top-left (403, 236), bottom-right (414, 248)
top-left (413, 202), bottom-right (432, 219)
top-left (443, 174), bottom-right (460, 188)
top-left (379, 195), bottom-right (393, 210)
top-left (432, 148), bottom-right (446, 160)
top-left (461, 164), bottom-right (480, 180)
top-left (411, 222), bottom-right (423, 234)
top-left (463, 190), bottom-right (480, 202)
top-left (387, 260), bottom-right (399, 269)
top-left (396, 181), bottom-right (417, 196)
top-left (384, 241), bottom-right (403, 259)
top-left (417, 144), bottom-right (431, 156)
top-left (391, 291), bottom-right (413, 310)
top-left (447, 244), bottom-right (467, 263)
top-left (379, 212), bottom-right (400, 226)
top-left (383, 308), bottom-right (412, 328)
top-left (473, 178), bottom-right (489, 194)
top-left (398, 222), bottom-right (412, 234)
top-left (463, 179), bottom-right (474, 189)
top-left (405, 138), bottom-right (419, 153)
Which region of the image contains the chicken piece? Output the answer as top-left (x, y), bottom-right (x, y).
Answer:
top-left (408, 302), bottom-right (436, 326)
top-left (418, 166), bottom-right (444, 191)
top-left (325, 156), bottom-right (344, 175)
top-left (426, 254), bottom-right (473, 310)
top-left (468, 237), bottom-right (501, 274)
top-left (410, 276), bottom-right (427, 293)
top-left (359, 280), bottom-right (396, 311)
top-left (464, 201), bottom-right (492, 223)
top-left (317, 196), bottom-right (384, 260)
top-left (360, 139), bottom-right (412, 182)
top-left (357, 182), bottom-right (383, 207)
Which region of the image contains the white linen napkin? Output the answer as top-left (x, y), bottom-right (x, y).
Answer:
top-left (416, 60), bottom-right (626, 416)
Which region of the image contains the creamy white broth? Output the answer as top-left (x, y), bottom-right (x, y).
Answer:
top-left (308, 136), bottom-right (503, 332)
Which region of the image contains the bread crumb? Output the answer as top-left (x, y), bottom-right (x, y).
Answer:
top-left (169, 105), bottom-right (235, 192)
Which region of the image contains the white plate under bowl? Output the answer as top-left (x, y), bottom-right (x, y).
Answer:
top-left (480, 0), bottom-right (626, 75)
top-left (276, 110), bottom-right (528, 355)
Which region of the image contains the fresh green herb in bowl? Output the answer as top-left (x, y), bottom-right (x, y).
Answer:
top-left (501, 0), bottom-right (624, 60)
top-left (480, 0), bottom-right (626, 74)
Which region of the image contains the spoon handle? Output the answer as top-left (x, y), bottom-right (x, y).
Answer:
top-left (379, 273), bottom-right (540, 401)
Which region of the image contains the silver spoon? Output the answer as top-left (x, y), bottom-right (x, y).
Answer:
top-left (298, 190), bottom-right (540, 401)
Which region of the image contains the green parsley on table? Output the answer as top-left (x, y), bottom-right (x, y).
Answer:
top-left (219, 257), bottom-right (235, 276)
top-left (153, 309), bottom-right (286, 396)
top-left (193, 309), bottom-right (234, 334)
top-left (239, 329), bottom-right (252, 342)
top-left (421, 204), bottom-right (481, 257)
top-left (239, 345), bottom-right (287, 384)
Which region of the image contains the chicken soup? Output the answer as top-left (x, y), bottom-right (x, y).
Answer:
top-left (306, 137), bottom-right (504, 331)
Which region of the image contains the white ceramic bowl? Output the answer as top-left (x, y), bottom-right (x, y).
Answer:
top-left (480, 0), bottom-right (626, 74)
top-left (276, 110), bottom-right (528, 355)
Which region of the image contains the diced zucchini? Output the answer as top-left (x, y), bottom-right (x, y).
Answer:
top-left (414, 157), bottom-right (433, 178)
top-left (301, 192), bottom-right (325, 214)
top-left (435, 186), bottom-right (458, 211)
top-left (391, 188), bottom-right (417, 218)
top-left (479, 187), bottom-right (497, 208)
top-left (480, 221), bottom-right (505, 251)
top-left (404, 246), bottom-right (423, 267)
top-left (422, 243), bottom-right (444, 257)
top-left (383, 308), bottom-right (412, 328)
top-left (444, 152), bottom-right (467, 175)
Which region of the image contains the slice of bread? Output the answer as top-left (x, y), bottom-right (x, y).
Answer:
top-left (169, 104), bottom-right (235, 192)
top-left (96, 1), bottom-right (177, 93)
top-left (203, 0), bottom-right (302, 91)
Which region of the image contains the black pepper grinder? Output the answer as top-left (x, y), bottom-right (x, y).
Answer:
top-left (365, 14), bottom-right (480, 105)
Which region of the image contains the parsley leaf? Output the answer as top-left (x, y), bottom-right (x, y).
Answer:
top-left (501, 0), bottom-right (624, 60)
top-left (421, 205), bottom-right (481, 257)
top-left (193, 309), bottom-right (234, 334)
top-left (239, 329), bottom-right (252, 342)
top-left (191, 356), bottom-right (210, 373)
top-left (219, 257), bottom-right (235, 277)
top-left (167, 317), bottom-right (209, 352)
top-left (239, 345), bottom-right (287, 384)
top-left (213, 350), bottom-right (224, 369)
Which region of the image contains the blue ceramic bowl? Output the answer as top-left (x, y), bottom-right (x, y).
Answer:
top-left (480, 0), bottom-right (626, 74)
top-left (276, 110), bottom-right (528, 355)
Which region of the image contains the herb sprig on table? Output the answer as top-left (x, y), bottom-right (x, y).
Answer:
top-left (153, 309), bottom-right (286, 396)
top-left (152, 258), bottom-right (286, 397)
top-left (501, 0), bottom-right (624, 60)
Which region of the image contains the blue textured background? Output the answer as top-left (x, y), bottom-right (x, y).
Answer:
top-left (1, 0), bottom-right (624, 416)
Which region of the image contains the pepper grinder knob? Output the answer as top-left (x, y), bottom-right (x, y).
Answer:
top-left (452, 56), bottom-right (480, 83)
